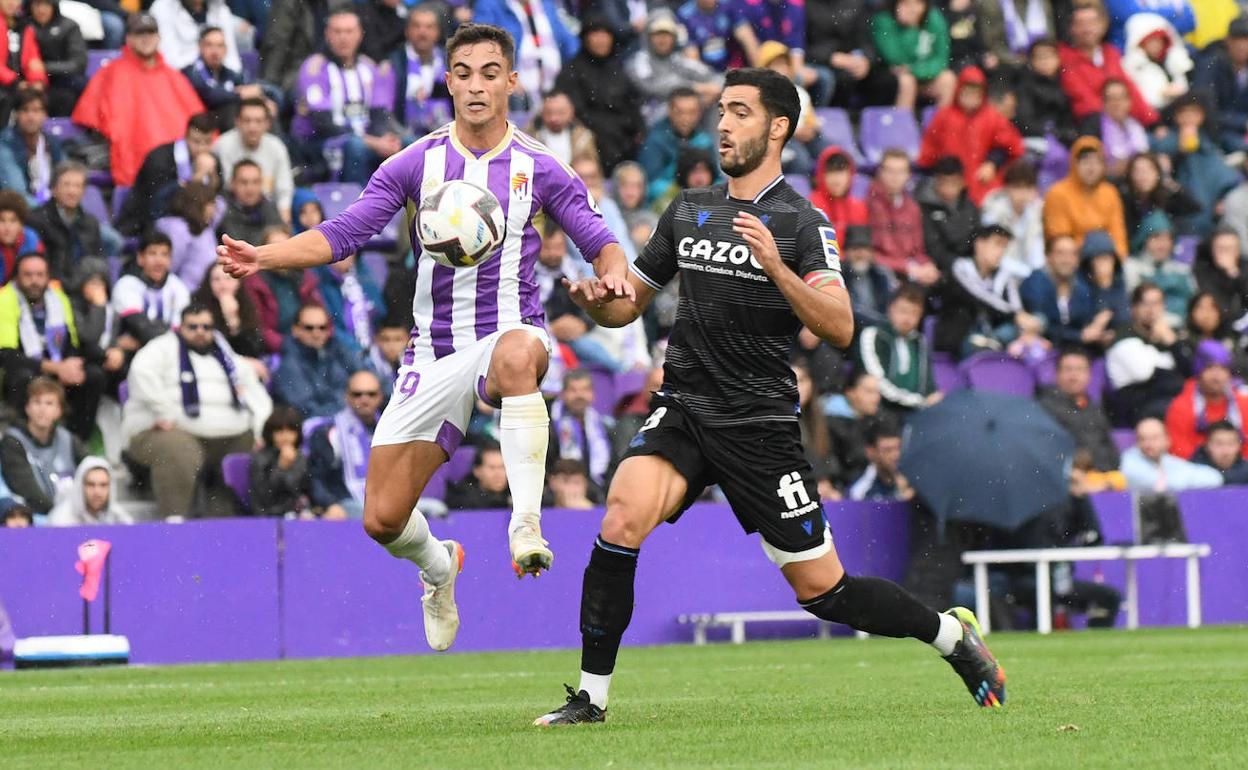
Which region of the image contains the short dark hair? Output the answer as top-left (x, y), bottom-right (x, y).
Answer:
top-left (2, 503), bottom-right (33, 526)
top-left (845, 367), bottom-right (876, 392)
top-left (237, 97), bottom-right (270, 118)
top-left (723, 67), bottom-right (800, 143)
top-left (199, 25), bottom-right (224, 41)
top-left (563, 368), bottom-right (592, 390)
top-left (1055, 347), bottom-right (1090, 369)
top-left (474, 439), bottom-right (503, 465)
top-left (181, 301), bottom-right (214, 322)
top-left (0, 189), bottom-right (30, 222)
top-left (1028, 37), bottom-right (1059, 55)
top-left (865, 416), bottom-right (902, 446)
top-left (262, 405), bottom-right (305, 449)
top-left (1206, 420), bottom-right (1242, 441)
top-left (1003, 160), bottom-right (1037, 187)
top-left (187, 113), bottom-right (216, 136)
top-left (825, 152), bottom-right (852, 172)
top-left (932, 155), bottom-right (964, 177)
top-left (668, 86), bottom-right (699, 105)
top-left (232, 159), bottom-right (262, 178)
top-left (139, 230), bottom-right (173, 253)
top-left (890, 283), bottom-right (926, 309)
top-left (1131, 281), bottom-right (1162, 306)
top-left (447, 23), bottom-right (515, 69)
top-left (14, 88), bottom-right (47, 113)
top-left (551, 458), bottom-right (589, 477)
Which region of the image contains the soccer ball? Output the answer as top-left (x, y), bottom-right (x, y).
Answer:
top-left (417, 180), bottom-right (506, 268)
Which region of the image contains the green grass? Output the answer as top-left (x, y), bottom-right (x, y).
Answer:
top-left (4, 627), bottom-right (1248, 769)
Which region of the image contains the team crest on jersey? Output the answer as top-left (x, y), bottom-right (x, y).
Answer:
top-left (760, 214), bottom-right (771, 226)
top-left (696, 210), bottom-right (711, 227)
top-left (511, 172), bottom-right (531, 200)
top-left (817, 226), bottom-right (842, 271)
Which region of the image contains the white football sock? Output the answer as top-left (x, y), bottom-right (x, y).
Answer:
top-left (500, 391), bottom-right (549, 535)
top-left (383, 507), bottom-right (452, 586)
top-left (578, 671), bottom-right (612, 709)
top-left (930, 612), bottom-right (963, 656)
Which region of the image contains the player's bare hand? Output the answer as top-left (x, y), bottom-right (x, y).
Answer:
top-left (562, 277), bottom-right (609, 309)
top-left (733, 211), bottom-right (782, 273)
top-left (218, 234), bottom-right (261, 279)
top-left (600, 270), bottom-right (636, 302)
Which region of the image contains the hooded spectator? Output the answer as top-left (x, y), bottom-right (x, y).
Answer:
top-left (1043, 136), bottom-right (1129, 256)
top-left (1121, 12), bottom-right (1191, 110)
top-left (555, 16), bottom-right (645, 173)
top-left (918, 66), bottom-right (1024, 205)
top-left (1124, 210), bottom-right (1195, 326)
top-left (810, 146), bottom-right (868, 250)
top-left (628, 8), bottom-right (720, 117)
top-left (1080, 230), bottom-right (1131, 329)
top-left (1165, 339), bottom-right (1248, 459)
top-left (47, 457), bottom-right (133, 526)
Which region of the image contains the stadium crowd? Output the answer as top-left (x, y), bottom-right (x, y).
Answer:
top-left (3, 0), bottom-right (1248, 624)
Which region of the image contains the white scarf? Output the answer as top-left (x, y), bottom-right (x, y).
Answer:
top-left (340, 269), bottom-right (373, 351)
top-left (332, 408), bottom-right (374, 503)
top-left (28, 133), bottom-right (51, 204)
top-left (327, 61), bottom-right (373, 135)
top-left (504, 0), bottom-right (561, 101)
top-left (17, 288), bottom-right (69, 362)
top-left (1000, 0), bottom-right (1049, 55)
top-left (405, 44), bottom-right (443, 103)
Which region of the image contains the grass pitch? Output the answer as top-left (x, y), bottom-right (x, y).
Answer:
top-left (4, 627), bottom-right (1247, 769)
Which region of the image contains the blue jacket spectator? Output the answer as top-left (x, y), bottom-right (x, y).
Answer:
top-left (271, 304), bottom-right (361, 418)
top-left (1080, 230), bottom-right (1131, 329)
top-left (313, 255), bottom-right (385, 356)
top-left (471, 0), bottom-right (578, 105)
top-left (1193, 17), bottom-right (1248, 152)
top-left (679, 0), bottom-right (741, 71)
top-left (0, 91), bottom-right (65, 207)
top-left (1150, 94), bottom-right (1241, 236)
top-left (638, 88), bottom-right (717, 202)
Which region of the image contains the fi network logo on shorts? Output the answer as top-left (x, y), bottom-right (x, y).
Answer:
top-left (777, 472), bottom-right (819, 519)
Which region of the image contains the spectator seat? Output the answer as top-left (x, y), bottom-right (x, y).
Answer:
top-left (931, 352), bottom-right (965, 392)
top-left (446, 446), bottom-right (475, 483)
top-left (312, 182), bottom-right (364, 220)
top-left (859, 107), bottom-right (921, 165)
top-left (959, 352), bottom-right (1036, 396)
top-left (87, 49), bottom-right (120, 77)
top-left (814, 107), bottom-right (862, 164)
top-left (221, 453), bottom-right (252, 512)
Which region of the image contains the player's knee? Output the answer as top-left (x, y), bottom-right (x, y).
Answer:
top-left (491, 341), bottom-right (541, 392)
top-left (600, 498), bottom-right (653, 549)
top-left (362, 506), bottom-right (403, 543)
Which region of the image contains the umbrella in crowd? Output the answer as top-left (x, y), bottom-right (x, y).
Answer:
top-left (899, 389), bottom-right (1075, 531)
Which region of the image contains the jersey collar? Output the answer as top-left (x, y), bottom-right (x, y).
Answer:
top-left (726, 174), bottom-right (784, 204)
top-left (449, 120), bottom-right (514, 163)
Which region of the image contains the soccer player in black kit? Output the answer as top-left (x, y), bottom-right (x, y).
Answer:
top-left (533, 68), bottom-right (1006, 725)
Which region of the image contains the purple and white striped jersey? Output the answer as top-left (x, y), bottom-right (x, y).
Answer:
top-left (316, 122), bottom-right (617, 363)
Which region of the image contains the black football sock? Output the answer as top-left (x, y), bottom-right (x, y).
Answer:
top-left (579, 536), bottom-right (639, 676)
top-left (800, 573), bottom-right (941, 642)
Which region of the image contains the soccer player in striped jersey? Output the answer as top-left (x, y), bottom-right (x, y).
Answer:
top-left (217, 24), bottom-right (632, 652)
top-left (534, 68), bottom-right (1005, 724)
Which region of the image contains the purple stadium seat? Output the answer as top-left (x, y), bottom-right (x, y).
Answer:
top-left (859, 107), bottom-right (921, 164)
top-left (313, 182), bottom-right (364, 219)
top-left (613, 369), bottom-right (648, 413)
top-left (959, 352), bottom-right (1036, 396)
top-left (1036, 134), bottom-right (1070, 193)
top-left (302, 415), bottom-right (331, 444)
top-left (446, 446), bottom-right (476, 483)
top-left (422, 464), bottom-right (449, 502)
top-left (81, 185), bottom-right (110, 225)
top-left (240, 50), bottom-right (260, 80)
top-left (1112, 428), bottom-right (1136, 452)
top-left (788, 175), bottom-right (812, 197)
top-left (87, 49), bottom-right (119, 77)
top-left (221, 453), bottom-right (252, 512)
top-left (111, 186), bottom-right (130, 222)
top-left (1031, 349), bottom-right (1059, 387)
top-left (1089, 356), bottom-right (1107, 403)
top-left (44, 117), bottom-right (84, 142)
top-left (920, 105), bottom-right (938, 129)
top-left (851, 173), bottom-right (872, 199)
top-left (117, 379), bottom-right (128, 405)
top-left (814, 107), bottom-right (861, 163)
top-left (931, 353), bottom-right (965, 392)
top-left (366, 210), bottom-right (404, 250)
top-left (511, 110), bottom-right (532, 130)
top-left (589, 369), bottom-right (616, 415)
top-left (1175, 235), bottom-right (1199, 265)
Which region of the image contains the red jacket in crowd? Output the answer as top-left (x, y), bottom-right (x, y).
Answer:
top-left (918, 67), bottom-right (1024, 205)
top-left (71, 46), bottom-right (204, 187)
top-left (1165, 379), bottom-right (1248, 460)
top-left (243, 271), bottom-right (325, 355)
top-left (809, 146), bottom-right (867, 248)
top-left (0, 13), bottom-right (47, 88)
top-left (866, 179), bottom-right (930, 276)
top-left (1057, 42), bottom-right (1158, 126)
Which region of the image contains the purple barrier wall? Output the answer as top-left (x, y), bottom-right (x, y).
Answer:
top-left (0, 495), bottom-right (1241, 665)
top-left (0, 520), bottom-right (280, 664)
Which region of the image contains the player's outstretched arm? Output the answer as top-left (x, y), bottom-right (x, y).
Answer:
top-left (591, 243), bottom-right (637, 303)
top-left (563, 270), bottom-right (656, 328)
top-left (217, 230), bottom-right (335, 279)
top-left (733, 212), bottom-right (854, 348)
